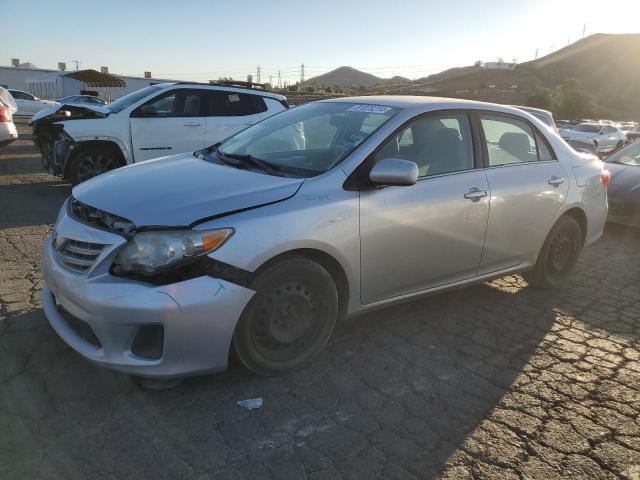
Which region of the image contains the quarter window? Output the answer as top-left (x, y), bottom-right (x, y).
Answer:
top-left (374, 114), bottom-right (474, 177)
top-left (207, 91), bottom-right (267, 116)
top-left (480, 115), bottom-right (540, 166)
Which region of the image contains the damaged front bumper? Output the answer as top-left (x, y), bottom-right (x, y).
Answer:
top-left (41, 206), bottom-right (255, 378)
top-left (30, 104), bottom-right (107, 177)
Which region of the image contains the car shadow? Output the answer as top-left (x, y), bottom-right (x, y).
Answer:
top-left (0, 181), bottom-right (71, 229)
top-left (1, 225), bottom-right (636, 478)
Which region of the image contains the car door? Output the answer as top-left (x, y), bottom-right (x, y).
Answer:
top-left (204, 91), bottom-right (269, 145)
top-left (600, 125), bottom-right (623, 150)
top-left (476, 113), bottom-right (569, 275)
top-left (360, 112), bottom-right (490, 304)
top-left (130, 88), bottom-right (206, 161)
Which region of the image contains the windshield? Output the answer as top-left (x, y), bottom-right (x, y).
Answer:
top-left (606, 141), bottom-right (640, 166)
top-left (217, 102), bottom-right (399, 177)
top-left (573, 124), bottom-right (601, 133)
top-left (106, 85), bottom-right (163, 114)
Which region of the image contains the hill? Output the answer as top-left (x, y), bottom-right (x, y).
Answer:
top-left (304, 66), bottom-right (383, 88)
top-left (520, 33), bottom-right (640, 118)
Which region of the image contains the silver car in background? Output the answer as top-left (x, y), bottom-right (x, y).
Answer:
top-left (41, 97), bottom-right (608, 379)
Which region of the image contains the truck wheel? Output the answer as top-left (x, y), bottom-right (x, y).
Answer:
top-left (67, 145), bottom-right (122, 185)
top-left (233, 257), bottom-right (338, 376)
top-left (524, 216), bottom-right (583, 289)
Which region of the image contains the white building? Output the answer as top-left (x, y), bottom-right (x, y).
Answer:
top-left (0, 65), bottom-right (178, 101)
top-left (482, 62), bottom-right (516, 70)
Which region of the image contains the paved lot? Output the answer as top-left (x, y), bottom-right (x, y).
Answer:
top-left (1, 117), bottom-right (639, 479)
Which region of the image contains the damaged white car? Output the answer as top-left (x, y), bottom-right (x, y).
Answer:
top-left (30, 83), bottom-right (288, 184)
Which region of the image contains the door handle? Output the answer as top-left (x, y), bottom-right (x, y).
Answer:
top-left (183, 122), bottom-right (202, 127)
top-left (464, 188), bottom-right (488, 201)
top-left (548, 176), bottom-right (565, 186)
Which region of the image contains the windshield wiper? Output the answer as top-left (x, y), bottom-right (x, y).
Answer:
top-left (217, 150), bottom-right (286, 177)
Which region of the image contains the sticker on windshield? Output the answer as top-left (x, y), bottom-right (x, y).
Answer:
top-left (347, 104), bottom-right (392, 114)
top-left (228, 94), bottom-right (240, 102)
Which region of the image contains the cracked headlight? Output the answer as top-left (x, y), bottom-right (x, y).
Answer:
top-left (112, 228), bottom-right (233, 275)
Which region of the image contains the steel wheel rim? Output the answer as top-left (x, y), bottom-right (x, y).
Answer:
top-left (250, 281), bottom-right (325, 361)
top-left (547, 232), bottom-right (574, 280)
top-left (76, 154), bottom-right (118, 182)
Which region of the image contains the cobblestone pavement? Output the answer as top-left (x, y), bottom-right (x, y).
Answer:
top-left (1, 118), bottom-right (639, 479)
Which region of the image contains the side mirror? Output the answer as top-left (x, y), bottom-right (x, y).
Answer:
top-left (137, 105), bottom-right (157, 117)
top-left (369, 158), bottom-right (418, 186)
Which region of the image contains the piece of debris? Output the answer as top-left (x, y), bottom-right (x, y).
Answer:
top-left (237, 397), bottom-right (263, 410)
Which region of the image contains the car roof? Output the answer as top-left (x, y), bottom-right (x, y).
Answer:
top-left (319, 95), bottom-right (540, 117)
top-left (156, 82), bottom-right (286, 101)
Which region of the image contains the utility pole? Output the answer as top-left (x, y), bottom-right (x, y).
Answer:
top-left (535, 48), bottom-right (539, 60)
top-left (277, 70), bottom-right (281, 88)
top-left (256, 66), bottom-right (261, 84)
top-left (582, 23), bottom-right (586, 38)
top-left (269, 75), bottom-right (273, 86)
top-left (72, 59), bottom-right (82, 70)
top-left (300, 63), bottom-right (305, 83)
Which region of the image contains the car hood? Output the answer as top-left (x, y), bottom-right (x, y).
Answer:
top-left (72, 153), bottom-right (304, 227)
top-left (30, 103), bottom-right (109, 125)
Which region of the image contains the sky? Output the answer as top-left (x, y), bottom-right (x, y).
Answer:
top-left (2, 0), bottom-right (639, 84)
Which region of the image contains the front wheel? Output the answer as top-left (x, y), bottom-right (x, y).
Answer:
top-left (66, 145), bottom-right (122, 185)
top-left (524, 216), bottom-right (583, 289)
top-left (233, 257), bottom-right (338, 376)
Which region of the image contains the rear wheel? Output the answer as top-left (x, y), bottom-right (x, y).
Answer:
top-left (524, 216), bottom-right (583, 289)
top-left (233, 257), bottom-right (338, 376)
top-left (67, 145), bottom-right (122, 185)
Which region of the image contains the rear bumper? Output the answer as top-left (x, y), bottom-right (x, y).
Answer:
top-left (41, 220), bottom-right (255, 379)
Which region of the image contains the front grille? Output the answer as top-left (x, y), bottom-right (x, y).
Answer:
top-left (68, 197), bottom-right (136, 235)
top-left (56, 239), bottom-right (106, 272)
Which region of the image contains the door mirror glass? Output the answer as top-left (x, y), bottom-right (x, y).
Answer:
top-left (369, 158), bottom-right (418, 186)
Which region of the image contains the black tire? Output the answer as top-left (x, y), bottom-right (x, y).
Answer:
top-left (524, 216), bottom-right (583, 289)
top-left (233, 257), bottom-right (338, 376)
top-left (66, 145), bottom-right (122, 186)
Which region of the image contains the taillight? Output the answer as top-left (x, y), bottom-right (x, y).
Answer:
top-left (601, 169), bottom-right (611, 188)
top-left (0, 106), bottom-right (9, 123)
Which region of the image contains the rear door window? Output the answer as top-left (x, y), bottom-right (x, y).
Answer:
top-left (480, 115), bottom-right (539, 166)
top-left (207, 91), bottom-right (267, 116)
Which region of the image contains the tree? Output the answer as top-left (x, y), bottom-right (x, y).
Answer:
top-left (287, 82), bottom-right (299, 92)
top-left (474, 60), bottom-right (483, 68)
top-left (325, 86), bottom-right (333, 93)
top-left (524, 86), bottom-right (553, 110)
top-left (551, 79), bottom-right (596, 119)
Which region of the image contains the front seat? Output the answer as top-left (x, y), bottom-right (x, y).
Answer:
top-left (499, 132), bottom-right (532, 162)
top-left (183, 95), bottom-right (201, 116)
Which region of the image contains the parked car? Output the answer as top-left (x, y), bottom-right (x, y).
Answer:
top-left (57, 95), bottom-right (107, 106)
top-left (8, 89), bottom-right (59, 116)
top-left (604, 141), bottom-right (640, 227)
top-left (566, 137), bottom-right (600, 157)
top-left (41, 97), bottom-right (609, 381)
top-left (30, 82), bottom-right (288, 185)
top-left (514, 106), bottom-right (558, 131)
top-left (560, 122), bottom-right (627, 154)
top-left (0, 87), bottom-right (18, 146)
top-left (624, 125), bottom-right (640, 142)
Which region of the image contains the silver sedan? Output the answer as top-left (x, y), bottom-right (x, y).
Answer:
top-left (41, 96), bottom-right (608, 379)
